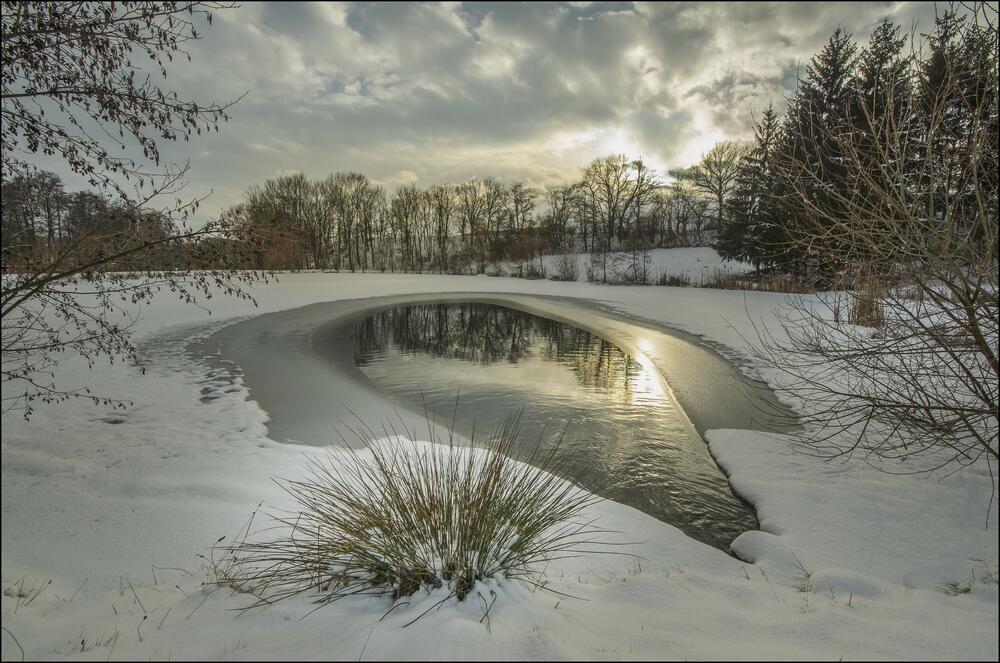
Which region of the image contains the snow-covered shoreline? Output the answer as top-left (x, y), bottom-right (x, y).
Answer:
top-left (2, 267), bottom-right (997, 660)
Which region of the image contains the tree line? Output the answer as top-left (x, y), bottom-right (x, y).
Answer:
top-left (2, 173), bottom-right (166, 266)
top-left (1, 155), bottom-right (734, 280)
top-left (717, 10), bottom-right (998, 284)
top-left (0, 171), bottom-right (253, 274)
top-left (222, 154), bottom-right (743, 279)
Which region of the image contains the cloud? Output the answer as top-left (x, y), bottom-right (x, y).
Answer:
top-left (685, 65), bottom-right (800, 133)
top-left (382, 170), bottom-right (420, 186)
top-left (26, 2), bottom-right (944, 219)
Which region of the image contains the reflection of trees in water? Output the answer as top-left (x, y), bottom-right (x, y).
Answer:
top-left (354, 303), bottom-right (641, 394)
top-left (537, 323), bottom-right (641, 394)
top-left (352, 303), bottom-right (760, 550)
top-left (354, 303), bottom-right (532, 365)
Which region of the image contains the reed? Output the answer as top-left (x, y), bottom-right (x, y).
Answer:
top-left (214, 414), bottom-right (608, 614)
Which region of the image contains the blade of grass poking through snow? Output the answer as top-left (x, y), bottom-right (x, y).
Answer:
top-left (213, 411), bottom-right (628, 618)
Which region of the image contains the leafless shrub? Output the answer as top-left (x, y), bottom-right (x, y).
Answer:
top-left (523, 264), bottom-right (545, 280)
top-left (550, 254), bottom-right (580, 282)
top-left (752, 4), bottom-right (998, 482)
top-left (585, 253), bottom-right (603, 282)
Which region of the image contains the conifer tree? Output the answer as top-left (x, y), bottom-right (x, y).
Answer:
top-left (772, 28), bottom-right (858, 279)
top-left (916, 9), bottom-right (998, 240)
top-left (843, 19), bottom-right (915, 269)
top-left (854, 20), bottom-right (910, 114)
top-left (719, 105), bottom-right (781, 269)
top-left (851, 18), bottom-right (912, 159)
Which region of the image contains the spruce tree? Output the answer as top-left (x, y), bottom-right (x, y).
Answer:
top-left (851, 18), bottom-right (912, 156)
top-left (846, 19), bottom-right (914, 269)
top-left (772, 28), bottom-right (858, 279)
top-left (720, 105), bottom-right (781, 269)
top-left (916, 10), bottom-right (998, 238)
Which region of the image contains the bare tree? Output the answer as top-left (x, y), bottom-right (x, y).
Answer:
top-left (541, 184), bottom-right (577, 252)
top-left (672, 141), bottom-right (750, 240)
top-left (481, 177), bottom-right (507, 264)
top-left (581, 155), bottom-right (658, 281)
top-left (428, 184), bottom-right (455, 273)
top-left (503, 182), bottom-right (538, 273)
top-left (456, 180), bottom-right (488, 273)
top-left (389, 185), bottom-right (424, 273)
top-left (752, 3), bottom-right (998, 481)
top-left (1, 2), bottom-right (264, 418)
top-left (663, 180), bottom-right (711, 246)
top-left (245, 172), bottom-right (313, 269)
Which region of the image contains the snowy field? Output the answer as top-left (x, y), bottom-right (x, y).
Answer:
top-left (496, 246), bottom-right (752, 283)
top-left (2, 264), bottom-right (997, 660)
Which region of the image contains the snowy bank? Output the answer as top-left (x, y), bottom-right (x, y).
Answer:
top-left (2, 267), bottom-right (997, 660)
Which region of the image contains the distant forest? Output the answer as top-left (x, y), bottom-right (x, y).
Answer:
top-left (2, 10), bottom-right (995, 287)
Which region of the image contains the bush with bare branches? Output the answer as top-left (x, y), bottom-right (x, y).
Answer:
top-left (754, 3), bottom-right (998, 481)
top-left (1, 2), bottom-right (267, 417)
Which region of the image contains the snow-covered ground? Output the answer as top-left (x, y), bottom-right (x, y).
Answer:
top-left (498, 246), bottom-right (752, 283)
top-left (2, 262), bottom-right (997, 660)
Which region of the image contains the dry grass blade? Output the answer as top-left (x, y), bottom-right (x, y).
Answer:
top-left (213, 412), bottom-right (619, 619)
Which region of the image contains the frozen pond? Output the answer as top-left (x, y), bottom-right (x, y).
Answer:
top-left (353, 302), bottom-right (755, 549)
top-left (194, 293), bottom-right (796, 551)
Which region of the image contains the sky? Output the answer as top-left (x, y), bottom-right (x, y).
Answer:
top-left (35, 1), bottom-right (947, 218)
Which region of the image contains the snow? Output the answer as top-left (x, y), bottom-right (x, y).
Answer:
top-left (499, 246), bottom-right (752, 283)
top-left (2, 252), bottom-right (997, 660)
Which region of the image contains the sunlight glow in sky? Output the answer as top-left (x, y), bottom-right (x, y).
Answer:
top-left (36, 2), bottom-right (945, 217)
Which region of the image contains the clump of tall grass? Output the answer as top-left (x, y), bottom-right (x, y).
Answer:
top-left (847, 279), bottom-right (886, 328)
top-left (216, 415), bottom-right (608, 613)
top-left (656, 271), bottom-right (692, 287)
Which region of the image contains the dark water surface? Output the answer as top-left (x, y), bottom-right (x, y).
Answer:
top-left (351, 302), bottom-right (758, 550)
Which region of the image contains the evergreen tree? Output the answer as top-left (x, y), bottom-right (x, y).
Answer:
top-left (851, 18), bottom-right (912, 163)
top-left (853, 19), bottom-right (910, 118)
top-left (719, 105), bottom-right (781, 269)
top-left (772, 28), bottom-right (859, 279)
top-left (916, 9), bottom-right (998, 239)
top-left (845, 19), bottom-right (915, 269)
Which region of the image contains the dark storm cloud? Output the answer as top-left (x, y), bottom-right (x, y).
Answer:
top-left (66, 1), bottom-right (943, 217)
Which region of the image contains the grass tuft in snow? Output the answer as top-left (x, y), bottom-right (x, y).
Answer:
top-left (3, 577), bottom-right (52, 613)
top-left (214, 413), bottom-right (613, 614)
top-left (846, 278), bottom-right (885, 328)
top-left (939, 581), bottom-right (973, 596)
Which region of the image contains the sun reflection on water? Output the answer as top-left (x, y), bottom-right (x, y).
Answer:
top-left (352, 303), bottom-right (759, 550)
top-left (631, 349), bottom-right (666, 404)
